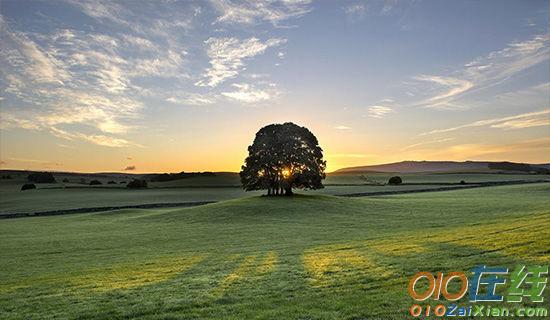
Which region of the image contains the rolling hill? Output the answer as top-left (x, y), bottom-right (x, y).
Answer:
top-left (334, 160), bottom-right (550, 174)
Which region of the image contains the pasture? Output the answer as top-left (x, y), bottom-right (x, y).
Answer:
top-left (1, 171), bottom-right (547, 215)
top-left (1, 183), bottom-right (549, 319)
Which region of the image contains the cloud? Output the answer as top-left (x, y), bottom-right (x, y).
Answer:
top-left (422, 109), bottom-right (550, 135)
top-left (368, 105), bottom-right (394, 118)
top-left (329, 153), bottom-right (370, 158)
top-left (406, 137), bottom-right (550, 161)
top-left (221, 83), bottom-right (277, 103)
top-left (401, 138), bottom-right (455, 151)
top-left (166, 93), bottom-right (216, 106)
top-left (412, 75), bottom-right (473, 108)
top-left (7, 157), bottom-right (62, 166)
top-left (49, 127), bottom-right (139, 148)
top-left (334, 125), bottom-right (351, 130)
top-left (124, 165), bottom-right (136, 171)
top-left (409, 34), bottom-right (550, 109)
top-left (196, 37), bottom-right (286, 87)
top-left (343, 3), bottom-right (366, 21)
top-left (0, 13), bottom-right (195, 145)
top-left (1, 24), bottom-right (69, 86)
top-left (211, 0), bottom-right (312, 26)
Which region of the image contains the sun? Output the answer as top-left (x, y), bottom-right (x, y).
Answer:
top-left (281, 168), bottom-right (291, 178)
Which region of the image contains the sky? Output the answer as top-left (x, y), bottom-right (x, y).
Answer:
top-left (0, 0), bottom-right (549, 173)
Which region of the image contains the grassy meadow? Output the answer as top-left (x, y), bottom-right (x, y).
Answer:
top-left (1, 183), bottom-right (549, 319)
top-left (1, 171), bottom-right (547, 215)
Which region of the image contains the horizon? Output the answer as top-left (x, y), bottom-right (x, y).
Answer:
top-left (1, 1), bottom-right (549, 173)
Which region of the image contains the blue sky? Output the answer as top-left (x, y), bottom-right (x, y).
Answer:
top-left (0, 0), bottom-right (549, 172)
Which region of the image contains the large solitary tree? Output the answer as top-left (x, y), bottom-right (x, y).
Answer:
top-left (240, 122), bottom-right (326, 196)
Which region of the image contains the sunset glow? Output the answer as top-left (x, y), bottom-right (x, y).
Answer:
top-left (0, 1), bottom-right (548, 173)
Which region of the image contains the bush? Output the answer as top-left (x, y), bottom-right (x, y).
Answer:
top-left (89, 180), bottom-right (102, 185)
top-left (107, 181), bottom-right (117, 184)
top-left (1, 175), bottom-right (12, 179)
top-left (21, 183), bottom-right (36, 191)
top-left (460, 180), bottom-right (466, 185)
top-left (27, 172), bottom-right (56, 183)
top-left (388, 176), bottom-right (402, 185)
top-left (62, 178), bottom-right (69, 183)
top-left (119, 181), bottom-right (127, 184)
top-left (127, 179), bottom-right (147, 189)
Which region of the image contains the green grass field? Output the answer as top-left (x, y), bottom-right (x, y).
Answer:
top-left (2, 171), bottom-right (547, 215)
top-left (1, 183), bottom-right (549, 319)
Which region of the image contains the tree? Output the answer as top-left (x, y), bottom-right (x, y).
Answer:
top-left (388, 176), bottom-right (402, 185)
top-left (240, 122), bottom-right (326, 196)
top-left (27, 172), bottom-right (56, 183)
top-left (127, 179), bottom-right (147, 189)
top-left (21, 183), bottom-right (36, 191)
top-left (89, 180), bottom-right (102, 185)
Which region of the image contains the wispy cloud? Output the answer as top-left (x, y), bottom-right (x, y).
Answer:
top-left (368, 105), bottom-right (394, 118)
top-left (412, 76), bottom-right (473, 108)
top-left (212, 0), bottom-right (312, 26)
top-left (0, 5), bottom-right (194, 147)
top-left (124, 165), bottom-right (136, 171)
top-left (406, 137), bottom-right (550, 161)
top-left (343, 3), bottom-right (366, 21)
top-left (329, 153), bottom-right (371, 158)
top-left (422, 109), bottom-right (550, 135)
top-left (401, 137), bottom-right (455, 151)
top-left (49, 127), bottom-right (140, 148)
top-left (221, 83), bottom-right (279, 103)
top-left (409, 34), bottom-right (550, 109)
top-left (196, 37), bottom-right (286, 87)
top-left (7, 157), bottom-right (62, 167)
top-left (334, 125), bottom-right (352, 130)
top-left (166, 93), bottom-right (216, 106)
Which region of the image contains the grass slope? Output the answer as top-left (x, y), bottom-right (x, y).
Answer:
top-left (0, 183), bottom-right (549, 319)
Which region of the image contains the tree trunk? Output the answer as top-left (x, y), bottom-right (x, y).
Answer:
top-left (285, 187), bottom-right (293, 196)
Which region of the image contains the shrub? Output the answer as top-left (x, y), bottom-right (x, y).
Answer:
top-left (62, 178), bottom-right (69, 183)
top-left (120, 181), bottom-right (127, 184)
top-left (1, 175), bottom-right (12, 179)
top-left (388, 176), bottom-right (402, 185)
top-left (21, 183), bottom-right (36, 191)
top-left (89, 180), bottom-right (102, 185)
top-left (127, 179), bottom-right (147, 189)
top-left (107, 181), bottom-right (117, 184)
top-left (460, 180), bottom-right (466, 185)
top-left (27, 172), bottom-right (56, 183)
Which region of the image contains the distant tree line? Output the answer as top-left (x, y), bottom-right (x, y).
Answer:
top-left (149, 171), bottom-right (215, 182)
top-left (488, 162), bottom-right (549, 174)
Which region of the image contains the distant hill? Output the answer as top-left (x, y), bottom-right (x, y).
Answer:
top-left (334, 161), bottom-right (550, 174)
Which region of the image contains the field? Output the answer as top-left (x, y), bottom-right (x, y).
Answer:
top-left (1, 183), bottom-right (549, 319)
top-left (1, 171), bottom-right (547, 215)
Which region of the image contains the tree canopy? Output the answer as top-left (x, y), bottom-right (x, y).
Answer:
top-left (240, 122), bottom-right (326, 196)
